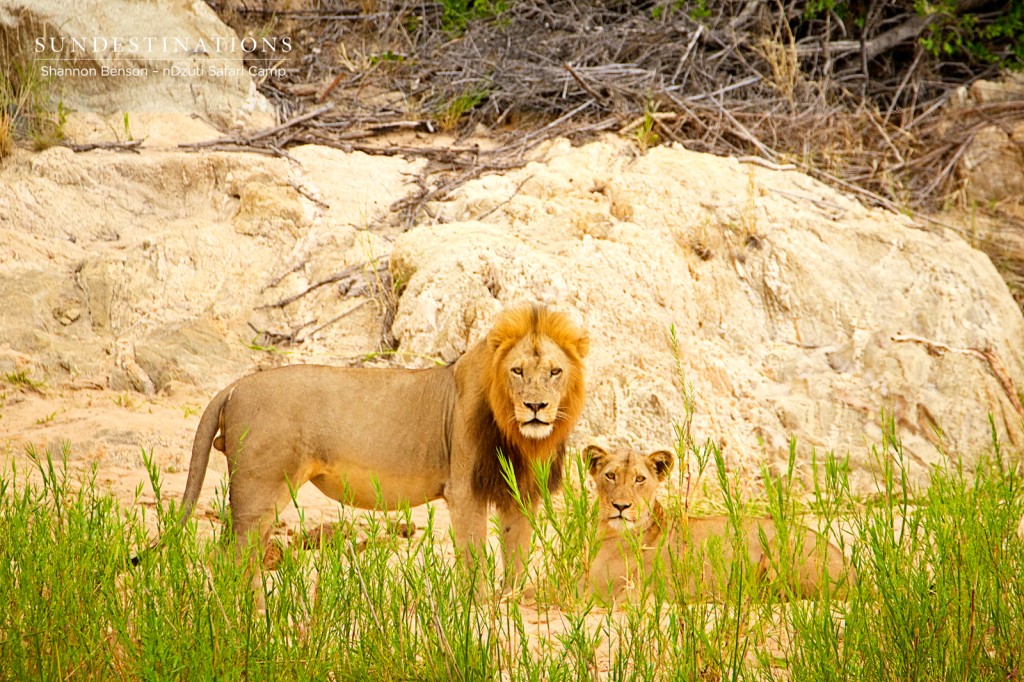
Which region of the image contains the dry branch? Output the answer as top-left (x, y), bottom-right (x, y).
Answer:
top-left (179, 103), bottom-right (335, 151)
top-left (259, 262), bottom-right (365, 310)
top-left (61, 140), bottom-right (143, 153)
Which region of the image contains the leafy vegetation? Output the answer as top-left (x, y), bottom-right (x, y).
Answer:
top-left (439, 0), bottom-right (509, 34)
top-left (2, 416), bottom-right (1023, 679)
top-left (803, 0), bottom-right (1024, 68)
top-left (3, 371), bottom-right (45, 392)
top-left (434, 86), bottom-right (492, 132)
top-left (0, 21), bottom-right (66, 151)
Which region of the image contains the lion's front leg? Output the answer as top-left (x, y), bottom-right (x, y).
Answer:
top-left (445, 484), bottom-right (489, 566)
top-left (498, 500), bottom-right (537, 587)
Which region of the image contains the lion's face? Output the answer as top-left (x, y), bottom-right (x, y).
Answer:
top-left (586, 445), bottom-right (674, 533)
top-left (485, 305), bottom-right (588, 457)
top-left (500, 335), bottom-right (573, 440)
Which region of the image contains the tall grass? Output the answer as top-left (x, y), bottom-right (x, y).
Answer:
top-left (1, 420), bottom-right (1023, 680)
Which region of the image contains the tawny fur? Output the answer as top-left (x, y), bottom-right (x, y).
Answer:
top-left (583, 445), bottom-right (854, 603)
top-left (158, 304), bottom-right (589, 583)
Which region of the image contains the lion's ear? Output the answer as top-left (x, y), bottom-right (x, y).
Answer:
top-left (486, 328), bottom-right (504, 352)
top-left (574, 333), bottom-right (590, 359)
top-left (584, 445), bottom-right (608, 477)
top-left (647, 450), bottom-right (674, 481)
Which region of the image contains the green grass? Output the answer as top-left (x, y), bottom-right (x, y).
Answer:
top-left (1, 18), bottom-right (68, 151)
top-left (434, 86), bottom-right (491, 132)
top-left (3, 370), bottom-right (45, 391)
top-left (2, 419), bottom-right (1023, 680)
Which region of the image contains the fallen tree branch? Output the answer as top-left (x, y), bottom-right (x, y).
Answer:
top-left (179, 103), bottom-right (335, 150)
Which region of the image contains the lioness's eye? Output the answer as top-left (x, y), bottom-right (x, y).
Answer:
top-left (635, 476), bottom-right (646, 484)
top-left (511, 367), bottom-right (523, 376)
top-left (605, 472), bottom-right (616, 481)
top-left (550, 368), bottom-right (562, 377)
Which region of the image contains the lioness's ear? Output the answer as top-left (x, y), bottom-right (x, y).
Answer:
top-left (647, 450), bottom-right (674, 481)
top-left (584, 445), bottom-right (608, 478)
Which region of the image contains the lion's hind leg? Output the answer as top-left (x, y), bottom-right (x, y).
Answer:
top-left (225, 462), bottom-right (313, 605)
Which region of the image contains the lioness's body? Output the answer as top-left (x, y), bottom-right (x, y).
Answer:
top-left (589, 504), bottom-right (850, 602)
top-left (584, 446), bottom-right (852, 603)
top-left (173, 305), bottom-right (589, 580)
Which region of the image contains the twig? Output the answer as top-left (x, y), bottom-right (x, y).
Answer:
top-left (246, 320), bottom-right (314, 346)
top-left (244, 103), bottom-right (337, 142)
top-left (303, 301), bottom-right (370, 341)
top-left (768, 187), bottom-right (846, 219)
top-left (317, 71), bottom-right (348, 103)
top-left (258, 263), bottom-right (365, 309)
top-left (674, 75), bottom-right (762, 102)
top-left (178, 143), bottom-right (291, 158)
top-left (262, 261), bottom-right (306, 293)
top-left (502, 99), bottom-right (594, 149)
top-left (866, 112), bottom-right (904, 165)
top-left (61, 139), bottom-right (143, 153)
top-left (475, 173), bottom-right (534, 222)
top-left (288, 180), bottom-right (330, 209)
top-left (564, 62), bottom-right (608, 105)
top-left (738, 156), bottom-right (797, 172)
top-left (891, 334), bottom-right (1024, 419)
top-left (619, 112), bottom-right (678, 134)
top-left (858, 13), bottom-right (934, 63)
top-left (915, 133), bottom-right (975, 203)
top-left (806, 167), bottom-right (904, 214)
top-left (672, 24), bottom-right (704, 83)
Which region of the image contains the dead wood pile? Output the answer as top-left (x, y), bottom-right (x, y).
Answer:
top-left (212, 0), bottom-right (1023, 222)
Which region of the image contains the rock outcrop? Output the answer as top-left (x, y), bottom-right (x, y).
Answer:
top-left (391, 138), bottom-right (1024, 489)
top-left (0, 0), bottom-right (274, 129)
top-left (954, 73), bottom-right (1024, 206)
top-left (2, 135), bottom-right (1022, 491)
top-left (0, 143), bottom-right (423, 396)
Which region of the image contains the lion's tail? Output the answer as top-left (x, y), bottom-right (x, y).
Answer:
top-left (177, 383), bottom-right (234, 525)
top-left (130, 384), bottom-right (234, 566)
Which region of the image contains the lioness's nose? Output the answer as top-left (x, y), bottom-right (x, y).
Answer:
top-left (525, 402), bottom-right (548, 413)
top-left (612, 502), bottom-right (631, 512)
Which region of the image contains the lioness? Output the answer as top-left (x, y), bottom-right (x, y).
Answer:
top-left (584, 445), bottom-right (852, 602)
top-left (154, 304), bottom-right (588, 582)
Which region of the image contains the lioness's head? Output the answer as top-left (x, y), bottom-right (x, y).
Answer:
top-left (585, 445), bottom-right (674, 533)
top-left (486, 305), bottom-right (589, 455)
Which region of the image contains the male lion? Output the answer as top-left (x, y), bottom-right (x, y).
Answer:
top-left (159, 304), bottom-right (588, 582)
top-left (583, 445), bottom-right (853, 603)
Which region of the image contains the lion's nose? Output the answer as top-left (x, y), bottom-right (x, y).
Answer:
top-left (612, 502), bottom-right (631, 512)
top-left (524, 402), bottom-right (548, 413)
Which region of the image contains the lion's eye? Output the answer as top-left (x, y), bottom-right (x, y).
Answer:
top-left (511, 367), bottom-right (523, 376)
top-left (550, 368), bottom-right (562, 377)
top-left (635, 476), bottom-right (646, 484)
top-left (604, 472), bottom-right (616, 481)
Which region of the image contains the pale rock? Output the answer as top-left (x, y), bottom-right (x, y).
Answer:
top-left (0, 0), bottom-right (275, 130)
top-left (0, 144), bottom-right (424, 396)
top-left (392, 137), bottom-right (1024, 490)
